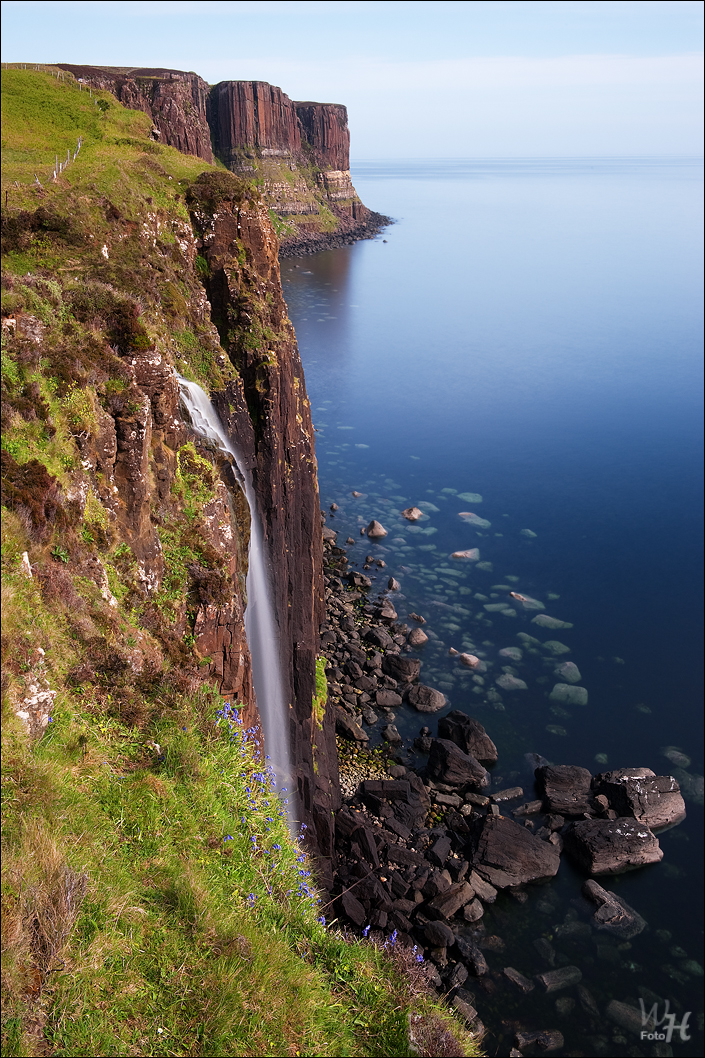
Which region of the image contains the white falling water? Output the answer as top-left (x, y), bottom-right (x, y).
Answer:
top-left (178, 378), bottom-right (293, 813)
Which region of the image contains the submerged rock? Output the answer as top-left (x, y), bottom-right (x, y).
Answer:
top-left (459, 512), bottom-right (491, 529)
top-left (532, 614), bottom-right (574, 630)
top-left (582, 879), bottom-right (647, 938)
top-left (542, 640), bottom-right (571, 655)
top-left (520, 528), bottom-right (538, 538)
top-left (498, 647), bottom-right (523, 661)
top-left (451, 548), bottom-right (480, 561)
top-left (550, 683), bottom-right (588, 705)
top-left (496, 674), bottom-right (528, 691)
top-left (554, 661), bottom-right (581, 683)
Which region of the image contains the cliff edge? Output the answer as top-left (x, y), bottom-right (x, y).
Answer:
top-left (57, 64), bottom-right (388, 255)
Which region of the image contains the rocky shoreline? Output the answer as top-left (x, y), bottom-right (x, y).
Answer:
top-left (279, 211), bottom-right (392, 257)
top-left (319, 526), bottom-right (689, 1054)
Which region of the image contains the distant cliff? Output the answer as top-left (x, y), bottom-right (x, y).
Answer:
top-left (57, 65), bottom-right (387, 254)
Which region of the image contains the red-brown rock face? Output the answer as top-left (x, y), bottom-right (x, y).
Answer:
top-left (57, 65), bottom-right (213, 162)
top-left (187, 174), bottom-right (340, 882)
top-left (295, 102), bottom-right (350, 171)
top-left (208, 81), bottom-right (302, 167)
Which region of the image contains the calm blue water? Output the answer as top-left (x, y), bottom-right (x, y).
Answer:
top-left (282, 159), bottom-right (704, 1055)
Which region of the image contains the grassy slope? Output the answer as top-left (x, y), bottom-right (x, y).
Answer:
top-left (1, 69), bottom-right (482, 1057)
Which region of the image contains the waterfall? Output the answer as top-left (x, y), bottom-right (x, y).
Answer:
top-left (177, 378), bottom-right (293, 816)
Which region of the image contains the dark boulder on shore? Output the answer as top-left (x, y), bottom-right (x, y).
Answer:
top-left (466, 814), bottom-right (561, 888)
top-left (591, 768), bottom-right (686, 830)
top-left (382, 654), bottom-right (421, 684)
top-left (563, 817), bottom-right (663, 874)
top-left (438, 710), bottom-right (498, 763)
top-left (427, 738), bottom-right (490, 789)
top-left (535, 764), bottom-right (595, 816)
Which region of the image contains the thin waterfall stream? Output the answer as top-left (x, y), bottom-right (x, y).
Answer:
top-left (178, 378), bottom-right (294, 818)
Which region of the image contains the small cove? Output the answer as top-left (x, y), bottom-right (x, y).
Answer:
top-left (283, 158), bottom-right (704, 1055)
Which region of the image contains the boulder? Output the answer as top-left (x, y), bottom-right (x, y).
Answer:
top-left (401, 507), bottom-right (424, 521)
top-left (335, 707), bottom-right (369, 742)
top-left (382, 654), bottom-right (421, 684)
top-left (339, 889), bottom-right (366, 927)
top-left (428, 738), bottom-right (489, 789)
top-left (387, 577), bottom-right (400, 591)
top-left (591, 768), bottom-right (686, 830)
top-left (535, 764), bottom-right (595, 816)
top-left (366, 520), bottom-right (388, 538)
top-left (408, 627), bottom-right (428, 647)
top-left (466, 814), bottom-right (561, 888)
top-left (424, 919), bottom-right (455, 947)
top-left (375, 689), bottom-right (402, 708)
top-left (535, 966), bottom-right (582, 993)
top-left (455, 933), bottom-right (488, 976)
top-left (438, 711), bottom-right (498, 763)
top-left (582, 879), bottom-right (646, 938)
top-left (375, 600), bottom-right (397, 623)
top-left (346, 570), bottom-right (372, 589)
top-left (458, 652), bottom-right (482, 669)
top-left (428, 881), bottom-right (475, 919)
top-left (554, 661), bottom-right (581, 683)
top-left (406, 684), bottom-right (446, 713)
top-left (382, 724), bottom-right (402, 743)
top-left (549, 683), bottom-right (588, 706)
top-left (496, 674), bottom-right (528, 691)
top-left (563, 817), bottom-right (662, 874)
top-left (365, 626), bottom-right (394, 650)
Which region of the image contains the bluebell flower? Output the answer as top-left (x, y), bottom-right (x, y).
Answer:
top-left (247, 893), bottom-right (256, 907)
top-left (318, 916), bottom-right (326, 925)
top-left (362, 925), bottom-right (371, 938)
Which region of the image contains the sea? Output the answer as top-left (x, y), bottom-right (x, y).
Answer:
top-left (280, 158), bottom-right (704, 1056)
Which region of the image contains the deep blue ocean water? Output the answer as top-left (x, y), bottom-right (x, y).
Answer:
top-left (281, 159), bottom-right (704, 1055)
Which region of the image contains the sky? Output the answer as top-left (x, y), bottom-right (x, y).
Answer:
top-left (1, 1), bottom-right (703, 157)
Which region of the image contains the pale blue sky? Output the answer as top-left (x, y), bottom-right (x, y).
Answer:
top-left (2, 1), bottom-right (702, 156)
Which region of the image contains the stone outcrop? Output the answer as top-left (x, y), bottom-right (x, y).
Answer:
top-left (57, 65), bottom-right (213, 161)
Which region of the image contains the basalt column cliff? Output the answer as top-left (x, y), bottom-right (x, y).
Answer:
top-left (58, 65), bottom-right (387, 254)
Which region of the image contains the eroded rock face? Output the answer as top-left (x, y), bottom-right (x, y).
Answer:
top-left (193, 185), bottom-right (339, 879)
top-left (57, 65), bottom-right (213, 161)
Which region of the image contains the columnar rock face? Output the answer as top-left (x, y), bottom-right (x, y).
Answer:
top-left (187, 172), bottom-right (339, 882)
top-left (207, 81), bottom-right (302, 166)
top-left (57, 65), bottom-right (213, 162)
top-left (294, 102), bottom-right (350, 170)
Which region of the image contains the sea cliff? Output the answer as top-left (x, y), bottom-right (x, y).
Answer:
top-left (58, 64), bottom-right (388, 255)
